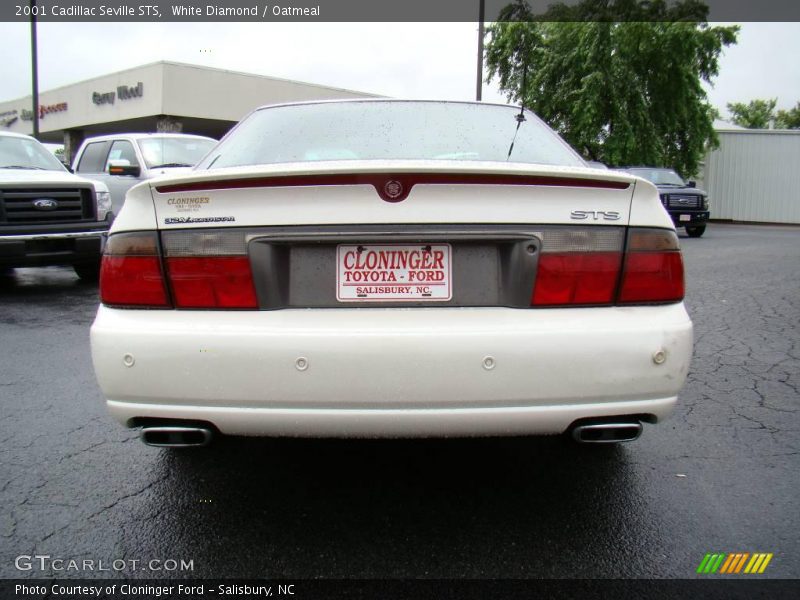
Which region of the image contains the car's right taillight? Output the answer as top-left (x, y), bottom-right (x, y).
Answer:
top-left (618, 228), bottom-right (684, 304)
top-left (531, 228), bottom-right (625, 306)
top-left (531, 227), bottom-right (684, 307)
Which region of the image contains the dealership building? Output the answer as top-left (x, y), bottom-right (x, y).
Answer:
top-left (0, 61), bottom-right (379, 163)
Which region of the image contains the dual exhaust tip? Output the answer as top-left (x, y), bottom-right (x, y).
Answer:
top-left (570, 420), bottom-right (643, 444)
top-left (139, 420), bottom-right (643, 447)
top-left (140, 426), bottom-right (213, 448)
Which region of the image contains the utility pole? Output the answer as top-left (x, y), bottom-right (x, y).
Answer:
top-left (31, 0), bottom-right (40, 139)
top-left (476, 0), bottom-right (485, 101)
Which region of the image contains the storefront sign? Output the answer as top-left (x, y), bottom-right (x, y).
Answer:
top-left (92, 82), bottom-right (144, 105)
top-left (20, 103), bottom-right (68, 120)
top-left (92, 91), bottom-right (115, 105)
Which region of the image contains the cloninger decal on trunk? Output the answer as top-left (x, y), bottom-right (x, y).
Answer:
top-left (166, 196), bottom-right (211, 213)
top-left (164, 216), bottom-right (235, 225)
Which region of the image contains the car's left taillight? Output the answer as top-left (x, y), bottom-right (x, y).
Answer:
top-left (100, 229), bottom-right (258, 309)
top-left (100, 232), bottom-right (171, 308)
top-left (161, 230), bottom-right (257, 309)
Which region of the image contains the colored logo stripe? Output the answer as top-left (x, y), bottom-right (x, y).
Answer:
top-left (745, 553), bottom-right (773, 574)
top-left (697, 553), bottom-right (726, 574)
top-left (719, 553), bottom-right (749, 574)
top-left (697, 553), bottom-right (773, 574)
top-left (719, 554), bottom-right (736, 574)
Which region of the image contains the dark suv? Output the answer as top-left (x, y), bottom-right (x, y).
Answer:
top-left (620, 167), bottom-right (710, 237)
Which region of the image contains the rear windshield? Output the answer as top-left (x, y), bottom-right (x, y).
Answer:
top-left (199, 101), bottom-right (585, 169)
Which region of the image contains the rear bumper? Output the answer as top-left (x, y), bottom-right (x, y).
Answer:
top-left (91, 304), bottom-right (693, 437)
top-left (108, 398), bottom-right (677, 438)
top-left (0, 226), bottom-right (109, 267)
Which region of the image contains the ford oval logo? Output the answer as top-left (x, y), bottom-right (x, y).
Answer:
top-left (33, 198), bottom-right (59, 211)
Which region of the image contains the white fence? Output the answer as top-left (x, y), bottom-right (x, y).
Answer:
top-left (702, 129), bottom-right (800, 224)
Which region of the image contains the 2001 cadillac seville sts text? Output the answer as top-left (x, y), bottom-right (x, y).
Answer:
top-left (89, 100), bottom-right (693, 447)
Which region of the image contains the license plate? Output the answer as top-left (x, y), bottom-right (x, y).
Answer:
top-left (336, 244), bottom-right (452, 302)
top-left (679, 214), bottom-right (691, 222)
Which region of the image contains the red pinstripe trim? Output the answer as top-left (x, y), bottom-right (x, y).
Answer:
top-left (155, 173), bottom-right (630, 202)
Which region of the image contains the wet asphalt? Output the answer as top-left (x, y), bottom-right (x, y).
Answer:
top-left (0, 223), bottom-right (798, 580)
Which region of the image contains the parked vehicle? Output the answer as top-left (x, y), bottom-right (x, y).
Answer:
top-left (619, 167), bottom-right (710, 237)
top-left (72, 133), bottom-right (217, 213)
top-left (90, 100), bottom-right (693, 447)
top-left (0, 131), bottom-right (113, 280)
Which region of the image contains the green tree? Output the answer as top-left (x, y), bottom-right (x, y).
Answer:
top-left (776, 102), bottom-right (800, 129)
top-left (727, 99), bottom-right (778, 129)
top-left (485, 0), bottom-right (738, 177)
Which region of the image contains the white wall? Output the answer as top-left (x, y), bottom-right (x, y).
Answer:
top-left (704, 130), bottom-right (800, 224)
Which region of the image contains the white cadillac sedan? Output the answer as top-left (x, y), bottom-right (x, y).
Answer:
top-left (90, 100), bottom-right (692, 447)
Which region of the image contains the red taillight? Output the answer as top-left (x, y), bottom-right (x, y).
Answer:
top-left (161, 230), bottom-right (257, 309)
top-left (100, 233), bottom-right (170, 308)
top-left (530, 227), bottom-right (684, 307)
top-left (166, 256), bottom-right (257, 308)
top-left (533, 252), bottom-right (622, 306)
top-left (101, 229), bottom-right (258, 310)
top-left (618, 230), bottom-right (684, 303)
top-left (531, 228), bottom-right (625, 307)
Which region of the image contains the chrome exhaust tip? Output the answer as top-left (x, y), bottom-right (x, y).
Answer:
top-left (140, 426), bottom-right (213, 448)
top-left (571, 421), bottom-right (643, 444)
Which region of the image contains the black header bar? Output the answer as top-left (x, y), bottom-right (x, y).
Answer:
top-left (2, 0), bottom-right (799, 23)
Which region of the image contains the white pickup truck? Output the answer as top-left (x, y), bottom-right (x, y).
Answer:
top-left (71, 133), bottom-right (216, 214)
top-left (0, 131), bottom-right (113, 280)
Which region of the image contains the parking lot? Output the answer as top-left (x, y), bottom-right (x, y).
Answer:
top-left (1, 223), bottom-right (798, 580)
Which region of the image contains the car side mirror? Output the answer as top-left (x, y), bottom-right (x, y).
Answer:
top-left (108, 159), bottom-right (141, 177)
top-left (687, 180), bottom-right (696, 188)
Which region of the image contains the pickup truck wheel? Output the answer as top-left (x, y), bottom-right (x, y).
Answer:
top-left (686, 226), bottom-right (706, 238)
top-left (74, 262), bottom-right (101, 281)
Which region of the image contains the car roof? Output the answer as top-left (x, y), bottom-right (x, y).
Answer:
top-left (0, 131), bottom-right (39, 140)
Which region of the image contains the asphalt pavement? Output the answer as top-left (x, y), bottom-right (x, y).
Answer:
top-left (1, 223), bottom-right (798, 580)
